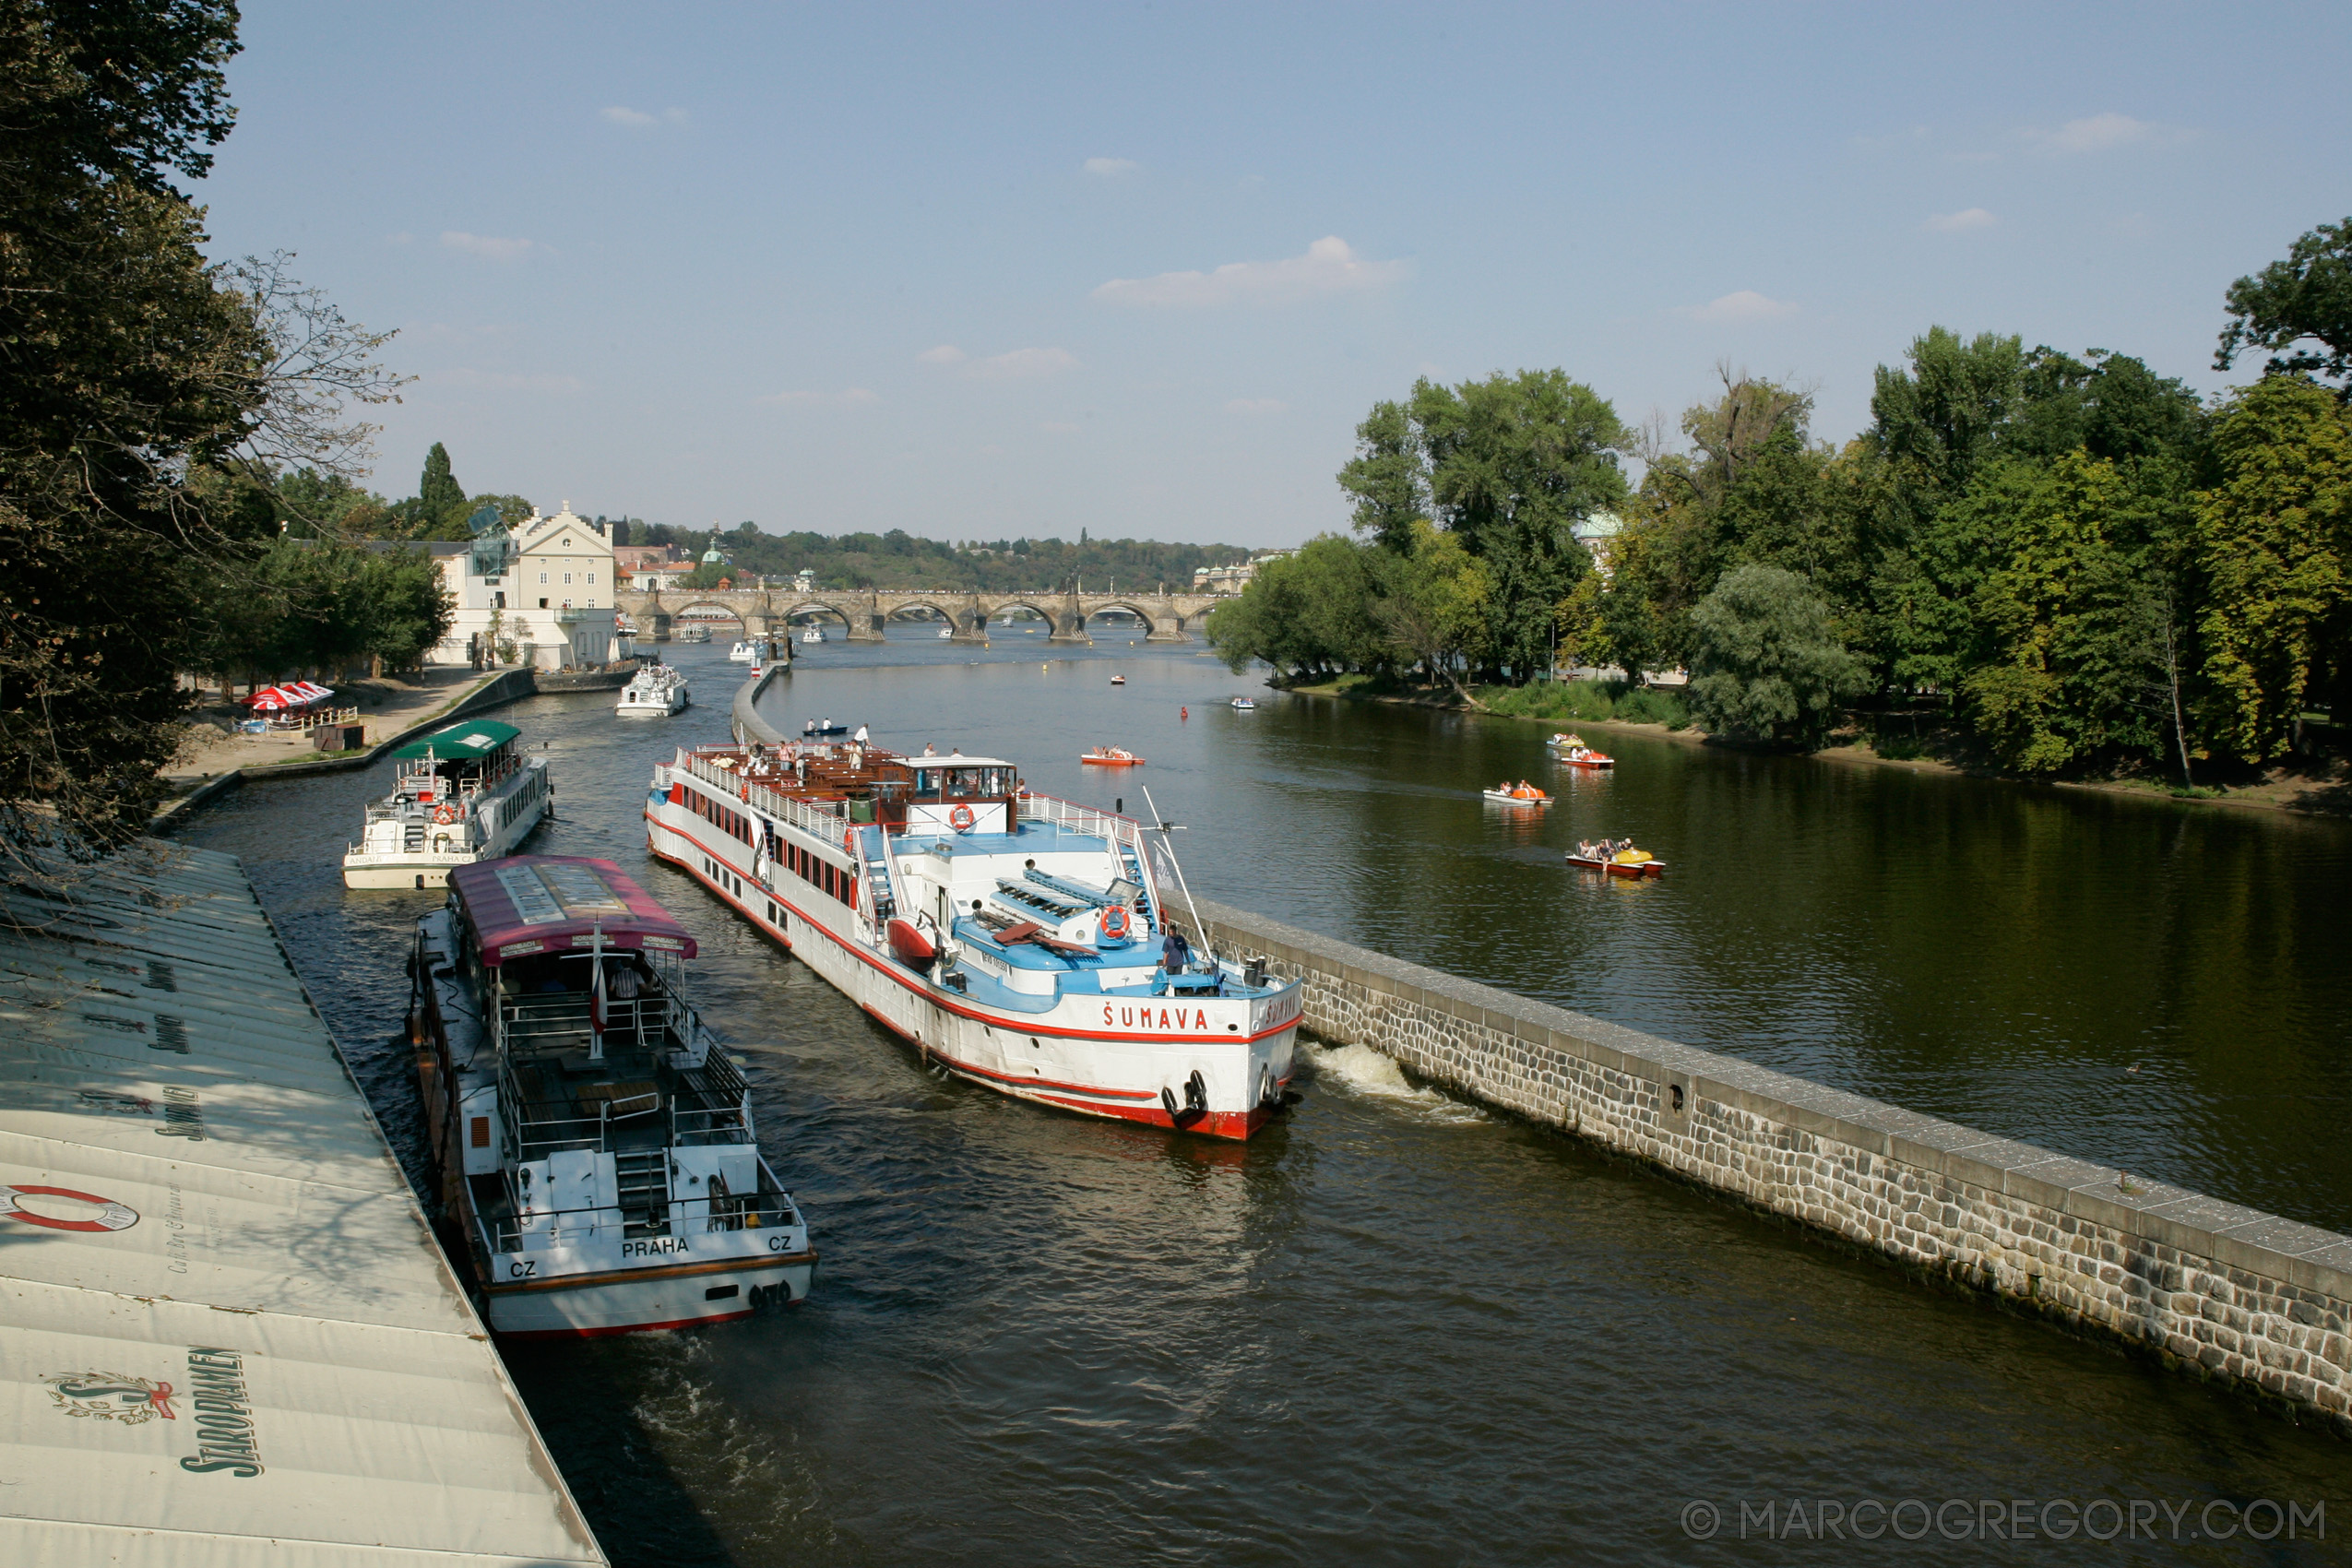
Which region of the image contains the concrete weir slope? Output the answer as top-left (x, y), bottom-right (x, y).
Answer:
top-left (0, 843), bottom-right (605, 1567)
top-left (1178, 897), bottom-right (2352, 1428)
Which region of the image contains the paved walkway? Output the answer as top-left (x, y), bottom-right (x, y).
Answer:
top-left (167, 666), bottom-right (505, 788)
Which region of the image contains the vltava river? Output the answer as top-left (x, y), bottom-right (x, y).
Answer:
top-left (177, 627), bottom-right (2350, 1566)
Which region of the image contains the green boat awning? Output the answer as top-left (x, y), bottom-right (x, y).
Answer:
top-left (390, 719), bottom-right (521, 761)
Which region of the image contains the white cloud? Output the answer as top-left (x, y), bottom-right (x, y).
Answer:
top-left (968, 347), bottom-right (1078, 380)
top-left (441, 232), bottom-right (537, 262)
top-left (1083, 157), bottom-right (1139, 177)
top-left (602, 105), bottom-right (687, 127)
top-left (2040, 113), bottom-right (2156, 153)
top-left (1225, 398), bottom-right (1289, 416)
top-left (760, 387), bottom-right (879, 407)
top-left (916, 344), bottom-right (966, 365)
top-left (1682, 290), bottom-right (1798, 324)
top-left (1924, 208), bottom-right (1998, 233)
top-left (1092, 236), bottom-right (1408, 307)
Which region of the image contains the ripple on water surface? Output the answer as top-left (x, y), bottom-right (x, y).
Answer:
top-left (176, 638), bottom-right (2351, 1566)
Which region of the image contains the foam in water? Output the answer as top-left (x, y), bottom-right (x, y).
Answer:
top-left (1306, 1043), bottom-right (1479, 1120)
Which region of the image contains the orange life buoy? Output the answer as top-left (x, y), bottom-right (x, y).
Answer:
top-left (1099, 905), bottom-right (1130, 941)
top-left (434, 803), bottom-right (459, 825)
top-left (949, 804), bottom-right (976, 832)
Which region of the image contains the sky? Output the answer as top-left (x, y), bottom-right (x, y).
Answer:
top-left (198, 2), bottom-right (2352, 548)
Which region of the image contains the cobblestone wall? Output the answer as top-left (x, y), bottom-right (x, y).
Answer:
top-left (1182, 897), bottom-right (2352, 1427)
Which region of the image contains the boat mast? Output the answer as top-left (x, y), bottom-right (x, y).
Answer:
top-left (587, 920), bottom-right (607, 1061)
top-left (1138, 785), bottom-right (1213, 966)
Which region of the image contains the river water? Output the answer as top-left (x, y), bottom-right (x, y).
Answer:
top-left (176, 627), bottom-right (2350, 1565)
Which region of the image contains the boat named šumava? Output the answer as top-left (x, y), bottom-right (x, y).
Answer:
top-left (409, 855), bottom-right (815, 1336)
top-left (342, 719), bottom-right (551, 889)
top-left (617, 662), bottom-right (692, 717)
top-left (644, 740), bottom-right (1304, 1138)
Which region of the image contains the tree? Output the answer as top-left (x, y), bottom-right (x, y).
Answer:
top-left (410, 441), bottom-right (467, 536)
top-left (1686, 565), bottom-right (1868, 747)
top-left (2197, 375), bottom-right (2352, 761)
top-left (2216, 218), bottom-right (2352, 392)
top-left (1373, 522), bottom-right (1493, 705)
top-left (1336, 399), bottom-right (1425, 554)
top-left (0, 0), bottom-right (270, 854)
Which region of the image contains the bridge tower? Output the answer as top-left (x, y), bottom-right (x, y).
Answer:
top-left (1048, 585), bottom-right (1092, 644)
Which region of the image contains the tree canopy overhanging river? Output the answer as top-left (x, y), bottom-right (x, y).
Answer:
top-left (175, 628), bottom-right (2351, 1566)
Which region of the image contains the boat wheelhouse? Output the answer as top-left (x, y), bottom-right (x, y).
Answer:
top-left (618, 662), bottom-right (692, 717)
top-left (342, 719), bottom-right (551, 889)
top-left (644, 739), bottom-right (1303, 1139)
top-left (410, 855), bottom-right (814, 1336)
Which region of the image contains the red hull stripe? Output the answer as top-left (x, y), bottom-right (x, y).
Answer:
top-left (498, 1307), bottom-right (761, 1340)
top-left (653, 814), bottom-right (1300, 1047)
top-left (861, 1004), bottom-right (1158, 1102)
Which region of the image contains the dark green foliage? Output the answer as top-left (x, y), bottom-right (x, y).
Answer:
top-left (1687, 564), bottom-right (1869, 747)
top-left (1206, 535), bottom-right (1394, 682)
top-left (2217, 218), bottom-right (2352, 391)
top-left (0, 0), bottom-right (270, 851)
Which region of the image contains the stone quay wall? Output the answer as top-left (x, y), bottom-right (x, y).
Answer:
top-left (1177, 897), bottom-right (2352, 1426)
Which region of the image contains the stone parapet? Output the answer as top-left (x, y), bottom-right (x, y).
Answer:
top-left (1176, 897), bottom-right (2352, 1426)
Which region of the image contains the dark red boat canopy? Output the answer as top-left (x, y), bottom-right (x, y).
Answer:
top-left (450, 855), bottom-right (697, 965)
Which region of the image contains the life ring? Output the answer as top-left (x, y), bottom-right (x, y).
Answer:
top-left (0, 1183), bottom-right (139, 1232)
top-left (1099, 905), bottom-right (1130, 941)
top-left (433, 803), bottom-right (459, 825)
top-left (948, 804), bottom-right (976, 832)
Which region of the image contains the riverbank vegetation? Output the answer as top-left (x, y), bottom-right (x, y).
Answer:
top-left (1210, 222), bottom-right (2352, 790)
top-left (1, 2), bottom-right (418, 853)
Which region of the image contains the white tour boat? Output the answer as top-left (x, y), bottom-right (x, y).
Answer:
top-left (617, 662), bottom-right (692, 717)
top-left (410, 855), bottom-right (815, 1337)
top-left (644, 741), bottom-right (1304, 1138)
top-left (801, 626), bottom-right (826, 645)
top-left (342, 720), bottom-right (551, 889)
top-left (729, 639), bottom-right (758, 662)
top-left (675, 624), bottom-right (712, 644)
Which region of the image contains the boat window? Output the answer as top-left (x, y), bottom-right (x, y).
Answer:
top-left (914, 769), bottom-right (933, 794)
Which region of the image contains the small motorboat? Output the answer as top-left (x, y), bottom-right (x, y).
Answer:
top-left (729, 639), bottom-right (757, 662)
top-left (1080, 747), bottom-right (1146, 766)
top-left (802, 719), bottom-right (849, 737)
top-left (801, 626), bottom-right (826, 645)
top-left (1110, 674), bottom-right (1126, 685)
top-left (1230, 696), bottom-right (1256, 710)
top-left (936, 626), bottom-right (953, 639)
top-left (1548, 733), bottom-right (1615, 768)
top-left (1567, 841), bottom-right (1664, 878)
top-left (1481, 782), bottom-right (1551, 807)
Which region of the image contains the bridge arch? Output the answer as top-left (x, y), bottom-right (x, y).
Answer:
top-left (1080, 599), bottom-right (1165, 638)
top-left (668, 599), bottom-right (748, 623)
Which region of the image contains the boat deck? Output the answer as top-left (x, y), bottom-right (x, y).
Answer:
top-left (0, 843), bottom-right (604, 1567)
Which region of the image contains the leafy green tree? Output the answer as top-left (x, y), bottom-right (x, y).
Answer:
top-left (0, 0), bottom-right (269, 850)
top-left (357, 548), bottom-right (455, 671)
top-left (2197, 375), bottom-right (2352, 760)
top-left (274, 467), bottom-right (386, 535)
top-left (2216, 218), bottom-right (2352, 392)
top-left (1372, 521), bottom-right (1494, 704)
top-left (1206, 536), bottom-right (1392, 682)
top-left (1686, 564), bottom-right (1868, 746)
top-left (416, 441), bottom-right (464, 525)
top-left (1336, 399), bottom-right (1425, 554)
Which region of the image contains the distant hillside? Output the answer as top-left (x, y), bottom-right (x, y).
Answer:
top-left (630, 522), bottom-right (1257, 593)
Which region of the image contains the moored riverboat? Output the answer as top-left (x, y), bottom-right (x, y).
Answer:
top-left (643, 739), bottom-right (1304, 1138)
top-left (342, 720), bottom-right (551, 889)
top-left (409, 854), bottom-right (815, 1336)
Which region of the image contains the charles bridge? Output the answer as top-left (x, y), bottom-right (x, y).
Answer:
top-left (613, 585), bottom-right (1222, 644)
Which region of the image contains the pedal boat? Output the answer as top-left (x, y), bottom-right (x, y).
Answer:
top-left (1547, 733), bottom-right (1615, 768)
top-left (1481, 785), bottom-right (1552, 807)
top-left (1567, 846), bottom-right (1664, 878)
top-left (1080, 747), bottom-right (1146, 766)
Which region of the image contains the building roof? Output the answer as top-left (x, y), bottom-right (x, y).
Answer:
top-left (0, 843), bottom-right (603, 1567)
top-left (388, 719), bottom-right (521, 761)
top-left (450, 856), bottom-right (697, 967)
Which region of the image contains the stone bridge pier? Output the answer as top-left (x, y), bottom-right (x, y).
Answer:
top-left (615, 586), bottom-right (1224, 647)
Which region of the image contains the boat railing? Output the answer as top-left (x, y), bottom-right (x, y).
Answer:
top-left (684, 752), bottom-right (849, 838)
top-left (1016, 790), bottom-right (1144, 855)
top-left (479, 1187), bottom-right (794, 1253)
